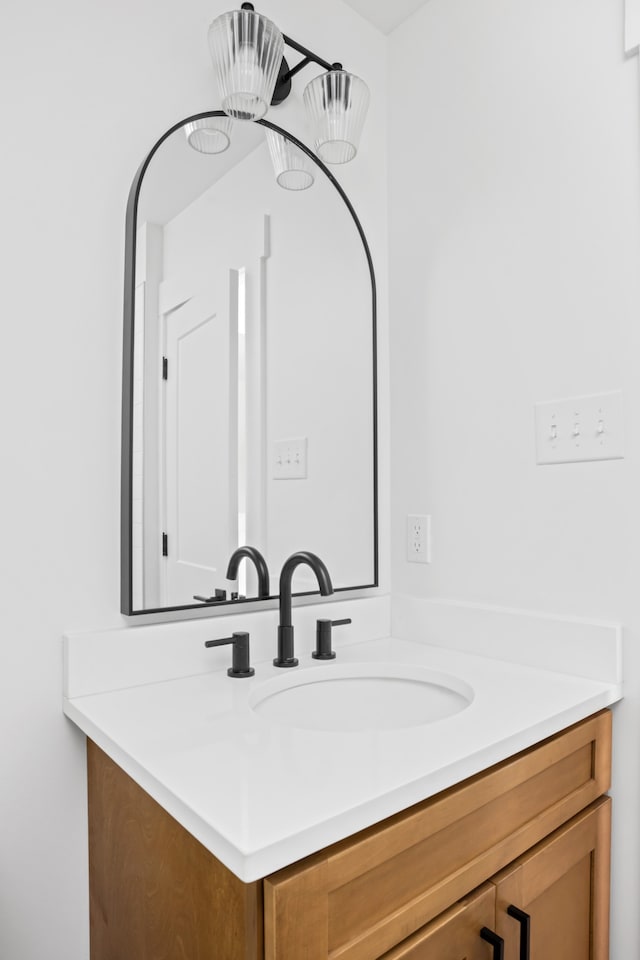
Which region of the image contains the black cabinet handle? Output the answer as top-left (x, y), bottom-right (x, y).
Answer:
top-left (480, 927), bottom-right (504, 960)
top-left (507, 905), bottom-right (531, 960)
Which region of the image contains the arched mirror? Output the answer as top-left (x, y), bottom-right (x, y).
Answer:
top-left (121, 112), bottom-right (377, 615)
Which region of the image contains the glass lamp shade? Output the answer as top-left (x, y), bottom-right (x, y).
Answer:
top-left (208, 9), bottom-right (284, 121)
top-left (303, 70), bottom-right (370, 164)
top-left (184, 116), bottom-right (233, 154)
top-left (265, 130), bottom-right (315, 191)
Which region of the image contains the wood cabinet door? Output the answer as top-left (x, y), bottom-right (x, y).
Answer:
top-left (264, 713), bottom-right (610, 960)
top-left (378, 884), bottom-right (497, 960)
top-left (492, 798), bottom-right (611, 960)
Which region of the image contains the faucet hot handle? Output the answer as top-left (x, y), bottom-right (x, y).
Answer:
top-left (313, 617), bottom-right (352, 660)
top-left (194, 588), bottom-right (227, 603)
top-left (205, 632), bottom-right (255, 678)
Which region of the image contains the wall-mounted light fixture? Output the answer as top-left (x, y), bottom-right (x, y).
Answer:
top-left (206, 3), bottom-right (370, 165)
top-left (208, 6), bottom-right (284, 121)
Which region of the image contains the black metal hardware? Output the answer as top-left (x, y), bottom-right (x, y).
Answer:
top-left (193, 588), bottom-right (227, 603)
top-left (274, 552), bottom-right (333, 667)
top-left (204, 631), bottom-right (255, 678)
top-left (507, 905), bottom-right (531, 960)
top-left (480, 927), bottom-right (504, 960)
top-left (162, 356), bottom-right (168, 380)
top-left (313, 617), bottom-right (352, 660)
top-left (121, 112), bottom-right (378, 616)
top-left (226, 546), bottom-right (271, 599)
top-left (162, 532), bottom-right (168, 557)
top-left (271, 57), bottom-right (292, 105)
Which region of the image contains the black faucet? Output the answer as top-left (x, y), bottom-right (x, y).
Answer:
top-left (274, 551), bottom-right (333, 667)
top-left (226, 546), bottom-right (271, 599)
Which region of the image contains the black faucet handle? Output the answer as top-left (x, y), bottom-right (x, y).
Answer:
top-left (205, 631), bottom-right (255, 678)
top-left (313, 618), bottom-right (352, 660)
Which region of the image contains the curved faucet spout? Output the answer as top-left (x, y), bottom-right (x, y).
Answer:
top-left (275, 551), bottom-right (333, 667)
top-left (226, 546), bottom-right (271, 599)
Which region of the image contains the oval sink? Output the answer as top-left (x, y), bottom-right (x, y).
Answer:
top-left (249, 662), bottom-right (473, 732)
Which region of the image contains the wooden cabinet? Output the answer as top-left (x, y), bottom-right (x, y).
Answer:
top-left (87, 710), bottom-right (611, 960)
top-left (371, 799), bottom-right (610, 960)
top-left (492, 798), bottom-right (611, 960)
top-left (377, 884), bottom-right (497, 959)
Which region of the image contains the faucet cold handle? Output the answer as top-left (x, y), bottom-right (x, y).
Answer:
top-left (204, 631), bottom-right (255, 678)
top-left (313, 618), bottom-right (352, 660)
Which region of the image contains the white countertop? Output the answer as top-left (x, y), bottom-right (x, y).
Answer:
top-left (63, 631), bottom-right (621, 882)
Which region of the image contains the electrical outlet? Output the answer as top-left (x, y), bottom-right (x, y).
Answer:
top-left (407, 514), bottom-right (430, 563)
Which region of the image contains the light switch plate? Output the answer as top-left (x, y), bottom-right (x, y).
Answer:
top-left (273, 437), bottom-right (308, 479)
top-left (535, 391), bottom-right (624, 464)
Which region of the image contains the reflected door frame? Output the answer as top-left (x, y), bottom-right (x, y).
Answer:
top-left (158, 274), bottom-right (237, 607)
top-left (155, 255), bottom-right (268, 606)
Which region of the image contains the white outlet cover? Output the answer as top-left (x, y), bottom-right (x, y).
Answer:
top-left (407, 514), bottom-right (430, 563)
top-left (273, 437), bottom-right (308, 479)
top-left (534, 391), bottom-right (624, 465)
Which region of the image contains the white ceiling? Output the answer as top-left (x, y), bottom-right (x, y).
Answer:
top-left (342, 0), bottom-right (431, 35)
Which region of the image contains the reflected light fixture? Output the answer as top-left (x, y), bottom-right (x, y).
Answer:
top-left (206, 3), bottom-right (369, 163)
top-left (265, 130), bottom-right (315, 190)
top-left (184, 116), bottom-right (233, 154)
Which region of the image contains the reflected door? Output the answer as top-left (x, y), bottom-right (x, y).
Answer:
top-left (161, 277), bottom-right (237, 606)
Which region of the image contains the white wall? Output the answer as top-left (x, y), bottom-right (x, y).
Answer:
top-left (389, 0), bottom-right (640, 955)
top-left (0, 1), bottom-right (387, 957)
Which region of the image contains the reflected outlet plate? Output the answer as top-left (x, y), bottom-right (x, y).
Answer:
top-left (273, 437), bottom-right (308, 479)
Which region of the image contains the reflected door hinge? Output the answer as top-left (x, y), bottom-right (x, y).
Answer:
top-left (162, 357), bottom-right (168, 380)
top-left (162, 532), bottom-right (168, 557)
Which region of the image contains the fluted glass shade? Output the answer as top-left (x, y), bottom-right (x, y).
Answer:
top-left (303, 70), bottom-right (370, 164)
top-left (208, 9), bottom-right (284, 121)
top-left (184, 116), bottom-right (233, 154)
top-left (265, 130), bottom-right (314, 191)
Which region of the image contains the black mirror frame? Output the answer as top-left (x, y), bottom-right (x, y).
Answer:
top-left (121, 111), bottom-right (378, 616)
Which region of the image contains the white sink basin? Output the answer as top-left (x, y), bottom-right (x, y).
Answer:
top-left (249, 662), bottom-right (473, 732)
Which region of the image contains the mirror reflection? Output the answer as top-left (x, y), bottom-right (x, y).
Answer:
top-left (123, 113), bottom-right (376, 614)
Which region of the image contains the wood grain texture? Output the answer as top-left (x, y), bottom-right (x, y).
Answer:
top-left (493, 797), bottom-right (611, 960)
top-left (264, 711), bottom-right (611, 960)
top-left (377, 884), bottom-right (496, 960)
top-left (263, 858), bottom-right (329, 960)
top-left (87, 740), bottom-right (263, 960)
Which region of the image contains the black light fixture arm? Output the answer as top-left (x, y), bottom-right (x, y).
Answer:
top-left (279, 37), bottom-right (339, 77)
top-left (241, 2), bottom-right (344, 104)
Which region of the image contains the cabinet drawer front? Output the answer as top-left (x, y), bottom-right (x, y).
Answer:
top-left (379, 884), bottom-right (496, 960)
top-left (264, 711), bottom-right (610, 960)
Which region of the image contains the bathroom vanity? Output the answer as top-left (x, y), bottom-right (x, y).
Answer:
top-left (86, 710), bottom-right (610, 959)
top-left (64, 604), bottom-right (620, 960)
top-left (98, 71), bottom-right (623, 958)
